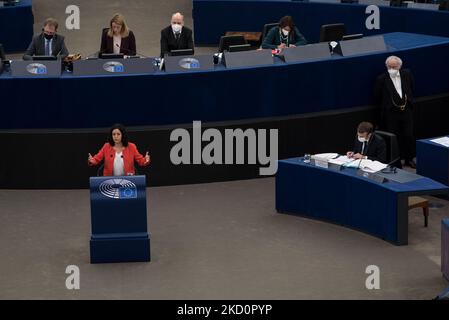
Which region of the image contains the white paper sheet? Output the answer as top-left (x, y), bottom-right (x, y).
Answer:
top-left (311, 153), bottom-right (338, 161)
top-left (430, 136), bottom-right (449, 148)
top-left (328, 155), bottom-right (354, 166)
top-left (345, 159), bottom-right (387, 173)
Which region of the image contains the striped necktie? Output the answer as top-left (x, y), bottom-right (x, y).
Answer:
top-left (45, 39), bottom-right (50, 56)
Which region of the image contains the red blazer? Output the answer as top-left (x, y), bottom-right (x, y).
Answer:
top-left (89, 142), bottom-right (150, 176)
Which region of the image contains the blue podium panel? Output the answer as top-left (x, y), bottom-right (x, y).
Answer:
top-left (276, 158), bottom-right (449, 245)
top-left (0, 0), bottom-right (34, 52)
top-left (89, 175), bottom-right (150, 263)
top-left (416, 137), bottom-right (449, 186)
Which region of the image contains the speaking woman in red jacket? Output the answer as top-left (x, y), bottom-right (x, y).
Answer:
top-left (88, 124), bottom-right (150, 176)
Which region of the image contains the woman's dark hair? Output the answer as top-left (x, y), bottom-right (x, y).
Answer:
top-left (108, 123), bottom-right (129, 146)
top-left (279, 16), bottom-right (295, 30)
top-left (278, 16), bottom-right (296, 38)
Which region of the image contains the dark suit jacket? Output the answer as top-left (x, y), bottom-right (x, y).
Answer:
top-left (23, 33), bottom-right (69, 60)
top-left (160, 26), bottom-right (194, 58)
top-left (374, 68), bottom-right (414, 114)
top-left (353, 133), bottom-right (387, 163)
top-left (100, 29), bottom-right (136, 56)
top-left (261, 26), bottom-right (307, 49)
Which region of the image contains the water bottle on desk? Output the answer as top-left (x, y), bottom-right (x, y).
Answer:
top-left (304, 153), bottom-right (311, 163)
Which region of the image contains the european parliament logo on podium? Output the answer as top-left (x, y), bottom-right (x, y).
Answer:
top-left (99, 178), bottom-right (137, 199)
top-left (89, 175), bottom-right (151, 264)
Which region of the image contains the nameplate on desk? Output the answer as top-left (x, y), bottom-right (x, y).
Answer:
top-left (10, 60), bottom-right (62, 77)
top-left (309, 0), bottom-right (340, 3)
top-left (283, 43), bottom-right (331, 63)
top-left (358, 0), bottom-right (390, 6)
top-left (223, 49), bottom-right (274, 69)
top-left (73, 58), bottom-right (156, 76)
top-left (164, 54), bottom-right (214, 72)
top-left (407, 2), bottom-right (440, 10)
top-left (312, 159), bottom-right (329, 169)
top-left (335, 35), bottom-right (387, 57)
top-left (357, 170), bottom-right (387, 183)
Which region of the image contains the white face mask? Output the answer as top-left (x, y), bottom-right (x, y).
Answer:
top-left (388, 68), bottom-right (399, 77)
top-left (172, 23), bottom-right (182, 33)
top-left (358, 136), bottom-right (367, 143)
top-left (281, 28), bottom-right (289, 36)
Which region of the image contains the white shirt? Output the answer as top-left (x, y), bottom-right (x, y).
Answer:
top-left (113, 151), bottom-right (125, 176)
top-left (390, 72), bottom-right (403, 98)
top-left (113, 35), bottom-right (121, 54)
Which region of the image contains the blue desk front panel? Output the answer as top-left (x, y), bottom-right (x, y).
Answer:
top-left (0, 0), bottom-right (34, 52)
top-left (276, 158), bottom-right (449, 244)
top-left (416, 137), bottom-right (449, 186)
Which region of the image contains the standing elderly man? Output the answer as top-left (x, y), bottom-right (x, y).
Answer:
top-left (160, 12), bottom-right (194, 58)
top-left (374, 55), bottom-right (416, 168)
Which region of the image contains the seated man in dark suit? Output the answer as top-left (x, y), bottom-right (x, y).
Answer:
top-left (23, 18), bottom-right (69, 60)
top-left (160, 12), bottom-right (194, 58)
top-left (347, 122), bottom-right (387, 163)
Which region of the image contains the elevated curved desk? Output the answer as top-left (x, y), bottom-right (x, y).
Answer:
top-left (276, 157), bottom-right (449, 245)
top-left (1, 32), bottom-right (449, 129)
top-left (0, 0), bottom-right (34, 52)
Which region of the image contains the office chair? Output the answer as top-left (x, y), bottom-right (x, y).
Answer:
top-left (390, 0), bottom-right (403, 7)
top-left (319, 23), bottom-right (346, 42)
top-left (375, 130), bottom-right (429, 226)
top-left (375, 130), bottom-right (400, 166)
top-left (261, 22), bottom-right (279, 45)
top-left (218, 35), bottom-right (247, 53)
top-left (440, 0), bottom-right (449, 10)
top-left (0, 43), bottom-right (5, 61)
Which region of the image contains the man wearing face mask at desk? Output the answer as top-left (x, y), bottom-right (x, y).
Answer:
top-left (347, 122), bottom-right (387, 163)
top-left (160, 12), bottom-right (194, 58)
top-left (23, 18), bottom-right (69, 60)
top-left (374, 55), bottom-right (415, 168)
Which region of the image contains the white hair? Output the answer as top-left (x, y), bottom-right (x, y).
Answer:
top-left (385, 55), bottom-right (403, 67)
top-left (171, 12), bottom-right (184, 20)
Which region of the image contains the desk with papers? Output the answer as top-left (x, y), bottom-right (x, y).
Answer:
top-left (276, 157), bottom-right (449, 245)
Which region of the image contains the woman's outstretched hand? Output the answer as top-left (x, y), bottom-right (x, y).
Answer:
top-left (144, 152), bottom-right (150, 164)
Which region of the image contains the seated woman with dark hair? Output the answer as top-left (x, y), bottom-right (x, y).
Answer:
top-left (100, 13), bottom-right (136, 56)
top-left (261, 15), bottom-right (307, 50)
top-left (88, 124), bottom-right (150, 176)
